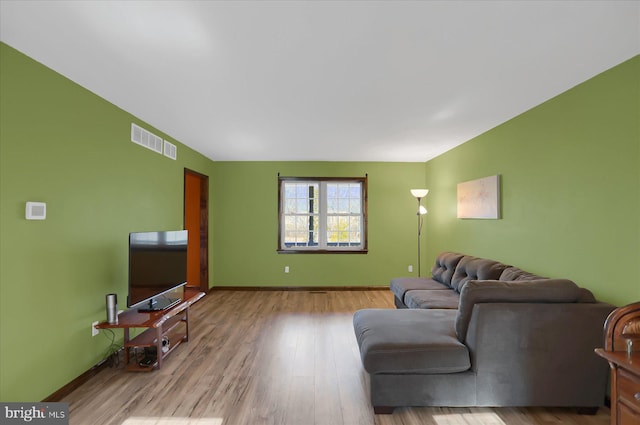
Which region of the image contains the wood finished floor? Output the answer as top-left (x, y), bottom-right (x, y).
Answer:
top-left (65, 290), bottom-right (610, 425)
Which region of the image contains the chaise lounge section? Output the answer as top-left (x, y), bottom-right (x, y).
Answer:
top-left (353, 252), bottom-right (615, 414)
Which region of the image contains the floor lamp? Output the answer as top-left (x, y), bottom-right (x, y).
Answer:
top-left (410, 189), bottom-right (429, 277)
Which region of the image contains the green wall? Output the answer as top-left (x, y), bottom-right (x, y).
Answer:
top-left (211, 161), bottom-right (426, 287)
top-left (424, 55), bottom-right (640, 307)
top-left (2, 39), bottom-right (638, 403)
top-left (0, 43), bottom-right (216, 401)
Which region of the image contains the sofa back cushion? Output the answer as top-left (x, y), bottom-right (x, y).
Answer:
top-left (454, 279), bottom-right (587, 343)
top-left (499, 266), bottom-right (545, 281)
top-left (431, 252), bottom-right (465, 286)
top-left (450, 256), bottom-right (509, 292)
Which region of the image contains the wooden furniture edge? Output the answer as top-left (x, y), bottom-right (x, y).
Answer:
top-left (595, 301), bottom-right (640, 425)
top-left (601, 301), bottom-right (640, 351)
top-left (594, 349), bottom-right (640, 375)
top-left (44, 290), bottom-right (205, 401)
top-left (95, 289), bottom-right (204, 330)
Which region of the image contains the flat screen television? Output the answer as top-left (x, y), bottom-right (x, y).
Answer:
top-left (128, 230), bottom-right (188, 312)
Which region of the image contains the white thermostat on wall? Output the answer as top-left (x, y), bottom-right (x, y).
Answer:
top-left (26, 202), bottom-right (46, 220)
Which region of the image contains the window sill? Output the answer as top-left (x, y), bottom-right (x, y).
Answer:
top-left (277, 249), bottom-right (368, 254)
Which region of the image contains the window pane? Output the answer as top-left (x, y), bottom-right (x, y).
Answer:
top-left (350, 199), bottom-right (360, 214)
top-left (295, 185), bottom-right (307, 198)
top-left (294, 231), bottom-right (306, 244)
top-left (296, 198), bottom-right (307, 213)
top-left (327, 184), bottom-right (337, 213)
top-left (312, 216), bottom-right (319, 242)
top-left (310, 185), bottom-right (319, 213)
top-left (284, 215), bottom-right (295, 228)
top-left (327, 184), bottom-right (337, 198)
top-left (327, 197), bottom-right (337, 213)
top-left (349, 216), bottom-right (361, 232)
top-left (338, 216), bottom-right (348, 228)
top-left (295, 216), bottom-right (308, 230)
top-left (285, 198), bottom-right (296, 213)
top-left (285, 185), bottom-right (296, 198)
top-left (338, 199), bottom-right (349, 213)
top-left (283, 216), bottom-right (296, 244)
top-left (282, 215), bottom-right (316, 247)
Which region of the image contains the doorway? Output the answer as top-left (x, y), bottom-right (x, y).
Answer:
top-left (184, 168), bottom-right (209, 293)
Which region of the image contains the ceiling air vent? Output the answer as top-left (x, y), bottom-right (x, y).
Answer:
top-left (164, 140), bottom-right (177, 160)
top-left (131, 123), bottom-right (163, 154)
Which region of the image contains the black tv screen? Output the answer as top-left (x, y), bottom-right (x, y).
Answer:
top-left (128, 230), bottom-right (188, 311)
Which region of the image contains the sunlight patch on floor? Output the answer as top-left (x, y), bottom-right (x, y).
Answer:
top-left (121, 418), bottom-right (223, 425)
top-left (433, 411), bottom-right (506, 425)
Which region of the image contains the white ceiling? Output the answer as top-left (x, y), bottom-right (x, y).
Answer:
top-left (1, 1), bottom-right (638, 162)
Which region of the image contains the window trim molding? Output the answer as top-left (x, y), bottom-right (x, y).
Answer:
top-left (277, 176), bottom-right (368, 254)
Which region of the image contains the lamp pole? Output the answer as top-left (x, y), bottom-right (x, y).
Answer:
top-left (417, 202), bottom-right (422, 277)
top-left (410, 189), bottom-right (428, 277)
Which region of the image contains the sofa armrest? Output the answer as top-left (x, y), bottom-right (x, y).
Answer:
top-left (455, 279), bottom-right (586, 342)
top-left (463, 301), bottom-right (615, 406)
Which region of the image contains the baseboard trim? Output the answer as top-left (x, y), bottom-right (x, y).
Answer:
top-left (42, 354), bottom-right (117, 402)
top-left (44, 294), bottom-right (209, 402)
top-left (42, 288), bottom-right (379, 401)
top-left (209, 285), bottom-right (388, 292)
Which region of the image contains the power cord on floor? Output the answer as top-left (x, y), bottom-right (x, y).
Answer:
top-left (101, 328), bottom-right (122, 367)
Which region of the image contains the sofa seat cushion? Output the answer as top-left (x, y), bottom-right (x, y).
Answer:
top-left (353, 309), bottom-right (470, 375)
top-left (404, 289), bottom-right (460, 309)
top-left (390, 277), bottom-right (449, 301)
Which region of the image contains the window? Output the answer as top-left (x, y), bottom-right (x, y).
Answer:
top-left (278, 176), bottom-right (368, 253)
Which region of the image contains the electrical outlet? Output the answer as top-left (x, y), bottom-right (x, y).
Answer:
top-left (284, 266), bottom-right (290, 273)
top-left (408, 265), bottom-right (413, 273)
top-left (91, 321), bottom-right (99, 337)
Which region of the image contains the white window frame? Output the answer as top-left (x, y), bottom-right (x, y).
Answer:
top-left (278, 176), bottom-right (368, 253)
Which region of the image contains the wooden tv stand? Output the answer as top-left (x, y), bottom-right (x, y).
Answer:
top-left (96, 288), bottom-right (205, 372)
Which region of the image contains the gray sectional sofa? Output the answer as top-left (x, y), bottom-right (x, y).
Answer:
top-left (353, 252), bottom-right (615, 414)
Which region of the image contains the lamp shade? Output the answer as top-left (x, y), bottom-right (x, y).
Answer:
top-left (410, 189), bottom-right (429, 198)
top-left (418, 205), bottom-right (427, 215)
